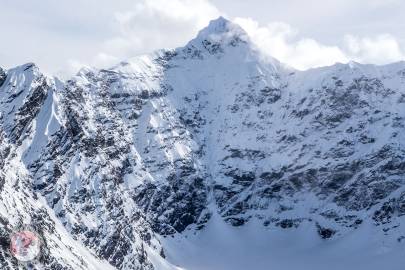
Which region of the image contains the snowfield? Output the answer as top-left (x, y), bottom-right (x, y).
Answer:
top-left (163, 213), bottom-right (405, 270)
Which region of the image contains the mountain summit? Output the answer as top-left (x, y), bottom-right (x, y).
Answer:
top-left (1, 18), bottom-right (405, 270)
top-left (195, 16), bottom-right (247, 39)
top-left (185, 16), bottom-right (251, 53)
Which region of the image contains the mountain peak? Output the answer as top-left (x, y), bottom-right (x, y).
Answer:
top-left (202, 16), bottom-right (232, 34)
top-left (196, 16), bottom-right (247, 39)
top-left (186, 16), bottom-right (250, 52)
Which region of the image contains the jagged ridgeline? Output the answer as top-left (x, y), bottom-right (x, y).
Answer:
top-left (1, 17), bottom-right (405, 269)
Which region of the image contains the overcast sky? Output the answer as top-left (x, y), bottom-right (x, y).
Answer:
top-left (1, 0), bottom-right (405, 77)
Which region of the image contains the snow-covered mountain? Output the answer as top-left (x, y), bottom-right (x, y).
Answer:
top-left (1, 17), bottom-right (405, 269)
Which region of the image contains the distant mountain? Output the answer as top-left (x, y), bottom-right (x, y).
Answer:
top-left (1, 17), bottom-right (405, 270)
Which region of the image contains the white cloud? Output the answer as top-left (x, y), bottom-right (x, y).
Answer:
top-left (234, 17), bottom-right (405, 70)
top-left (102, 0), bottom-right (220, 60)
top-left (344, 34), bottom-right (405, 64)
top-left (60, 53), bottom-right (119, 79)
top-left (61, 0), bottom-right (220, 76)
top-left (234, 17), bottom-right (348, 69)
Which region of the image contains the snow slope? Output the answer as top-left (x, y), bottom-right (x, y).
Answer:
top-left (163, 214), bottom-right (405, 270)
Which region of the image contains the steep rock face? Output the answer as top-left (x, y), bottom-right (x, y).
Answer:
top-left (1, 17), bottom-right (405, 269)
top-left (208, 62), bottom-right (405, 234)
top-left (0, 68), bottom-right (6, 87)
top-left (0, 65), bottom-right (115, 269)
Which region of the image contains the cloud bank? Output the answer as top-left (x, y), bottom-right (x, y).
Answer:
top-left (235, 17), bottom-right (405, 70)
top-left (0, 0), bottom-right (404, 76)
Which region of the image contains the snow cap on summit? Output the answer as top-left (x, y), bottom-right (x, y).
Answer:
top-left (193, 16), bottom-right (249, 43)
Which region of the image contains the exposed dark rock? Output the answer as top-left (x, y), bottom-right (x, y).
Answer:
top-left (317, 225), bottom-right (336, 239)
top-left (0, 68), bottom-right (6, 87)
